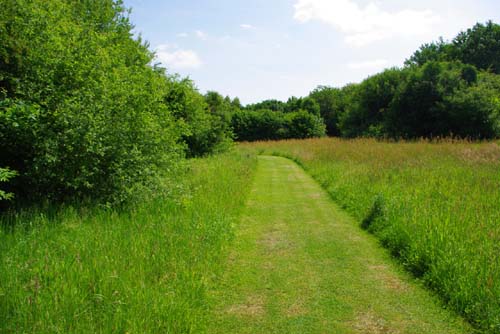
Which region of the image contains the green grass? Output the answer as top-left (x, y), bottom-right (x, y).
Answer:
top-left (244, 138), bottom-right (500, 333)
top-left (0, 151), bottom-right (257, 333)
top-left (207, 155), bottom-right (471, 333)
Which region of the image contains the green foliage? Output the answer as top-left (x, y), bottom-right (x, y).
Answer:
top-left (386, 61), bottom-right (497, 139)
top-left (232, 108), bottom-right (325, 142)
top-left (338, 68), bottom-right (405, 138)
top-left (406, 21), bottom-right (500, 74)
top-left (309, 85), bottom-right (353, 136)
top-left (0, 0), bottom-right (218, 204)
top-left (162, 80), bottom-right (232, 157)
top-left (304, 21), bottom-right (500, 140)
top-left (310, 59), bottom-right (500, 140)
top-left (0, 167), bottom-right (17, 201)
top-left (232, 109), bottom-right (287, 141)
top-left (245, 99), bottom-right (286, 112)
top-left (453, 21), bottom-right (500, 74)
top-left (405, 38), bottom-right (452, 67)
top-left (284, 96), bottom-right (320, 116)
top-left (285, 110), bottom-right (326, 139)
top-left (298, 97), bottom-right (321, 116)
top-left (233, 95), bottom-right (325, 141)
top-left (0, 151), bottom-right (257, 333)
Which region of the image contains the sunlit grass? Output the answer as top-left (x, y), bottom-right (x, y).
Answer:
top-left (244, 138), bottom-right (500, 333)
top-left (0, 151), bottom-right (257, 333)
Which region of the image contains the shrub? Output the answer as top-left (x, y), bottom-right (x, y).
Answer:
top-left (386, 62), bottom-right (500, 139)
top-left (0, 0), bottom-right (186, 204)
top-left (0, 167), bottom-right (17, 201)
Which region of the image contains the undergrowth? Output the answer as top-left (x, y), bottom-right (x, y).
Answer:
top-left (0, 151), bottom-right (257, 333)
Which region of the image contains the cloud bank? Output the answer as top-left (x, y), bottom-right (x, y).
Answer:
top-left (240, 24), bottom-right (256, 30)
top-left (294, 0), bottom-right (441, 46)
top-left (348, 59), bottom-right (389, 70)
top-left (155, 44), bottom-right (202, 69)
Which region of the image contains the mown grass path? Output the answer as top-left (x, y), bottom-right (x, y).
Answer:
top-left (207, 156), bottom-right (471, 334)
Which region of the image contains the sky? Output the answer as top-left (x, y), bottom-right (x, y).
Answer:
top-left (123, 0), bottom-right (500, 105)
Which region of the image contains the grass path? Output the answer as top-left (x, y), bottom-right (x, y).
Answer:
top-left (207, 156), bottom-right (471, 334)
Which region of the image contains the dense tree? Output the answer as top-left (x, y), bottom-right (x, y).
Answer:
top-left (404, 38), bottom-right (451, 67)
top-left (338, 68), bottom-right (405, 138)
top-left (309, 85), bottom-right (355, 136)
top-left (286, 110), bottom-right (326, 139)
top-left (231, 109), bottom-right (287, 141)
top-left (452, 21), bottom-right (500, 74)
top-left (231, 108), bottom-right (325, 142)
top-left (284, 96), bottom-right (302, 113)
top-left (386, 61), bottom-right (498, 138)
top-left (406, 21), bottom-right (500, 74)
top-left (300, 97), bottom-right (321, 116)
top-left (162, 79), bottom-right (231, 157)
top-left (282, 96), bottom-right (320, 116)
top-left (0, 0), bottom-right (223, 204)
top-left (245, 99), bottom-right (286, 112)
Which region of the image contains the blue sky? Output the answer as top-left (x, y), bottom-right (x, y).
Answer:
top-left (123, 0), bottom-right (500, 104)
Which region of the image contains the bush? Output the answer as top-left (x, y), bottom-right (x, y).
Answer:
top-left (286, 110), bottom-right (326, 139)
top-left (0, 0), bottom-right (186, 204)
top-left (338, 68), bottom-right (406, 138)
top-left (232, 109), bottom-right (288, 141)
top-left (163, 79), bottom-right (232, 157)
top-left (406, 21), bottom-right (500, 74)
top-left (0, 167), bottom-right (17, 201)
top-left (386, 62), bottom-right (499, 139)
top-left (232, 109), bottom-right (325, 142)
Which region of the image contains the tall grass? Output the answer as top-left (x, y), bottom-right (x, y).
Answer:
top-left (244, 138), bottom-right (500, 333)
top-left (0, 151), bottom-right (257, 333)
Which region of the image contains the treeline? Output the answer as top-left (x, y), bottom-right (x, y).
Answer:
top-left (1, 3), bottom-right (499, 206)
top-left (242, 21), bottom-right (500, 141)
top-left (0, 0), bottom-right (231, 205)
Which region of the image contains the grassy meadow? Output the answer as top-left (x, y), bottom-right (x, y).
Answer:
top-left (244, 138), bottom-right (500, 333)
top-left (0, 151), bottom-right (256, 333)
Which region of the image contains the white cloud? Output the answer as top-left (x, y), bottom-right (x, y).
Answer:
top-left (348, 59), bottom-right (389, 70)
top-left (293, 0), bottom-right (441, 47)
top-left (155, 44), bottom-right (202, 70)
top-left (240, 24), bottom-right (256, 30)
top-left (195, 30), bottom-right (208, 40)
top-left (176, 32), bottom-right (188, 38)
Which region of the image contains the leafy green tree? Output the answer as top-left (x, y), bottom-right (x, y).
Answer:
top-left (386, 61), bottom-right (499, 139)
top-left (162, 79), bottom-right (231, 157)
top-left (231, 107), bottom-right (325, 142)
top-left (0, 0), bottom-right (185, 204)
top-left (0, 167), bottom-right (17, 201)
top-left (300, 97), bottom-right (321, 116)
top-left (284, 96), bottom-right (302, 113)
top-left (405, 38), bottom-right (451, 67)
top-left (204, 91), bottom-right (236, 144)
top-left (286, 110), bottom-right (326, 139)
top-left (309, 85), bottom-right (355, 136)
top-left (406, 21), bottom-right (500, 74)
top-left (245, 99), bottom-right (286, 112)
top-left (339, 68), bottom-right (405, 138)
top-left (452, 21), bottom-right (500, 74)
top-left (231, 97), bottom-right (242, 109)
top-left (232, 109), bottom-right (287, 141)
